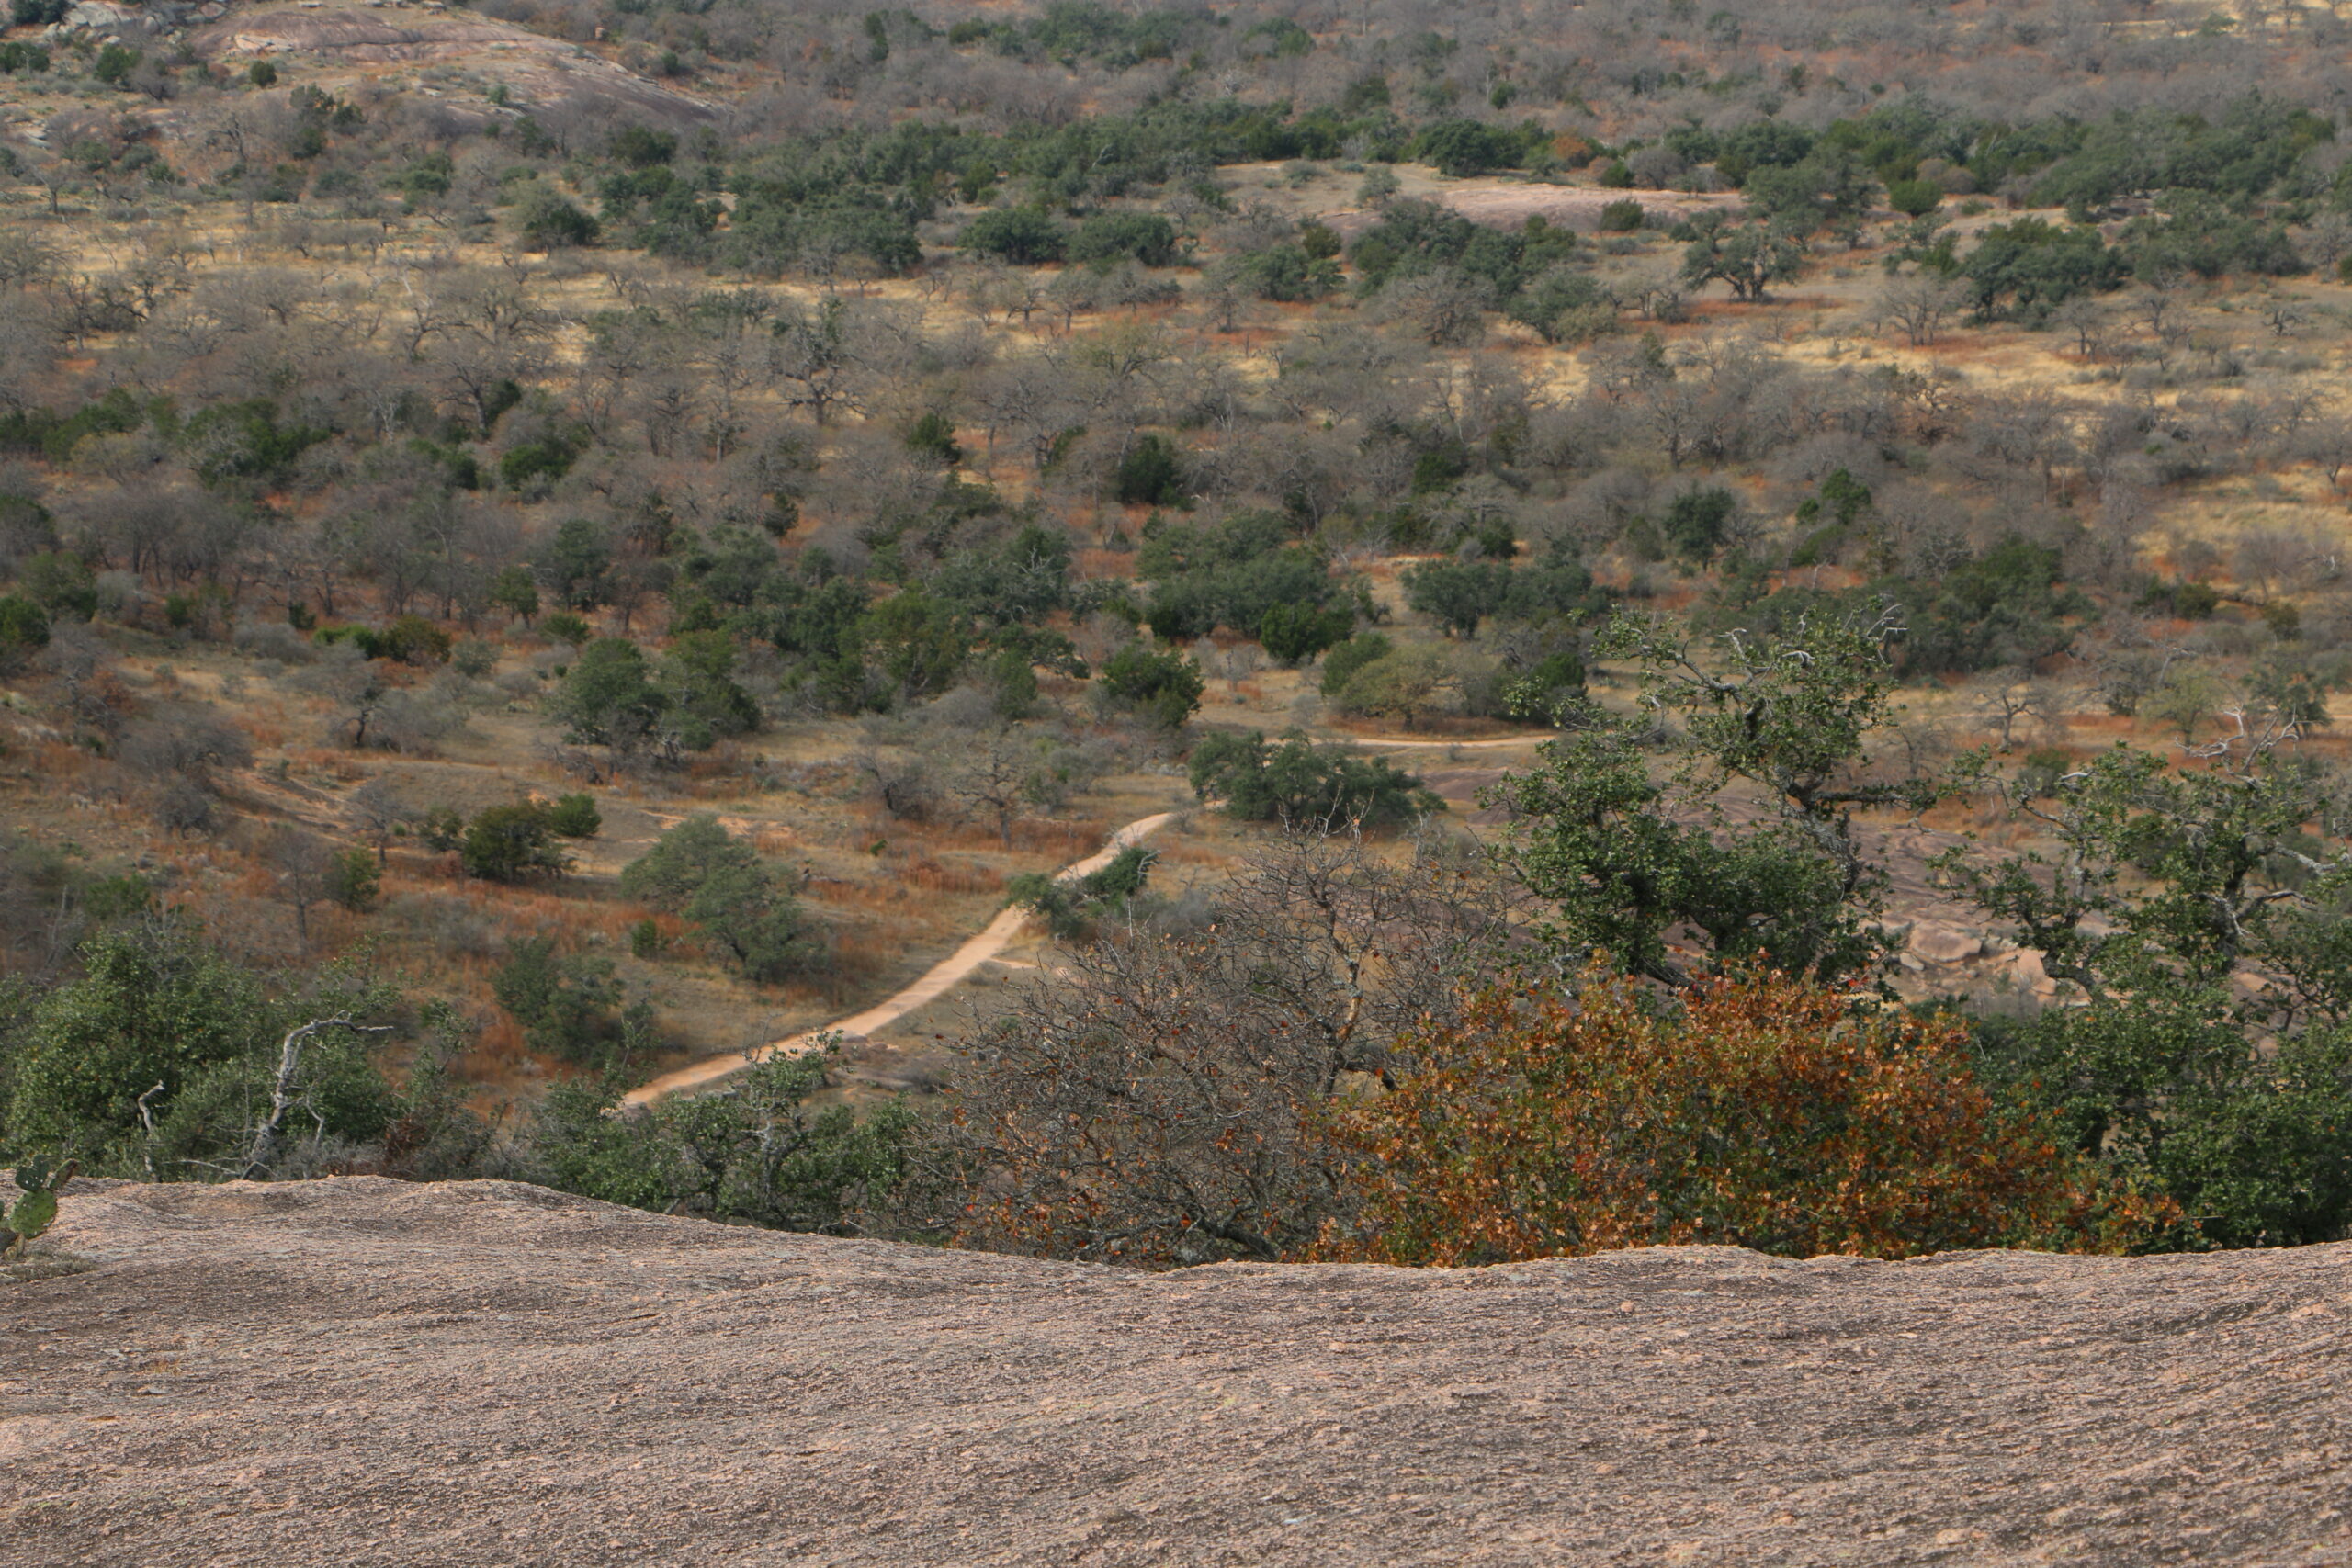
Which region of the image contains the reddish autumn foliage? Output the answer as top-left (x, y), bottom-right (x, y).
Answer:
top-left (1323, 969), bottom-right (2175, 1265)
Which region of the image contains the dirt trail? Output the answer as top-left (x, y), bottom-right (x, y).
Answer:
top-left (1343, 733), bottom-right (1555, 751)
top-left (626, 734), bottom-right (1553, 1103)
top-left (624, 811), bottom-right (1181, 1104)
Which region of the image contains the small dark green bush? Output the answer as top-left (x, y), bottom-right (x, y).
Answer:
top-left (327, 848), bottom-right (379, 913)
top-left (382, 615), bottom-right (452, 666)
top-left (1099, 642), bottom-right (1204, 728)
top-left (1188, 731), bottom-right (1442, 829)
top-left (0, 594), bottom-right (50, 669)
top-left (1886, 177), bottom-right (1942, 217)
top-left (1113, 435), bottom-right (1185, 506)
top-left (904, 411), bottom-right (963, 467)
top-left (460, 802), bottom-right (568, 883)
top-left (493, 936), bottom-right (625, 1063)
top-left (546, 793), bottom-right (603, 839)
top-left (1069, 211), bottom-right (1178, 267)
top-left (1319, 632), bottom-right (1394, 697)
top-left (519, 191), bottom-right (599, 250)
top-left (539, 611), bottom-right (592, 646)
top-left (92, 43), bottom-right (141, 86)
top-left (960, 208), bottom-right (1068, 264)
top-left (1259, 601), bottom-right (1353, 665)
top-left (1007, 843), bottom-right (1157, 939)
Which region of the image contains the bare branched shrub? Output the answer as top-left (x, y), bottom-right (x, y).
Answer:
top-left (1874, 272), bottom-right (1965, 348)
top-left (901, 826), bottom-right (1520, 1266)
top-left (232, 621), bottom-right (315, 664)
top-left (121, 704), bottom-right (254, 833)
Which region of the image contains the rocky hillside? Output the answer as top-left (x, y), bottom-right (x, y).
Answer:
top-left (5, 1179), bottom-right (2348, 1565)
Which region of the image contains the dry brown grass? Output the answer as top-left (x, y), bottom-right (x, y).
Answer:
top-left (285, 744), bottom-right (359, 778)
top-left (820, 877), bottom-right (962, 923)
top-left (1150, 837), bottom-right (1236, 868)
top-left (28, 739), bottom-right (107, 792)
top-left (901, 856), bottom-right (1004, 895)
top-left (1074, 547), bottom-right (1136, 581)
top-left (816, 931), bottom-right (895, 998)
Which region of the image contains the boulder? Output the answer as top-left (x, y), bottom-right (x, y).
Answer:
top-left (1907, 921), bottom-right (1983, 964)
top-left (62, 0), bottom-right (137, 28)
top-left (12, 1177), bottom-right (2348, 1565)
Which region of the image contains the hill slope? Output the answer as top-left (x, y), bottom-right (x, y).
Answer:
top-left (6, 1179), bottom-right (2350, 1565)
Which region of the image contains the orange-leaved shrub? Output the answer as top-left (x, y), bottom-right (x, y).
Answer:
top-left (1321, 968), bottom-right (2174, 1264)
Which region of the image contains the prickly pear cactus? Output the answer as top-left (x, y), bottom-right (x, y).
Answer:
top-left (2, 1158), bottom-right (74, 1258)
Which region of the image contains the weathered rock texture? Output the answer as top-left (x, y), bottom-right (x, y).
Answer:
top-left (5, 1178), bottom-right (2349, 1565)
top-left (184, 7), bottom-right (718, 126)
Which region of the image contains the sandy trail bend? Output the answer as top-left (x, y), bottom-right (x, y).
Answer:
top-left (624, 734), bottom-right (1547, 1103)
top-left (625, 811), bottom-right (1180, 1104)
top-left (1344, 732), bottom-right (1555, 751)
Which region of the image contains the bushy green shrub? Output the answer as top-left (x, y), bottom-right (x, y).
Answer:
top-left (492, 936), bottom-right (627, 1064)
top-left (489, 567), bottom-right (540, 625)
top-left (518, 190), bottom-right (600, 250)
top-left (1510, 648), bottom-right (1588, 717)
top-left (17, 552), bottom-right (95, 620)
top-left (620, 816), bottom-right (817, 982)
top-left (92, 43), bottom-right (140, 85)
top-left (1319, 632), bottom-right (1393, 696)
top-left (1894, 537), bottom-right (2091, 674)
top-left (0, 594), bottom-right (49, 670)
top-left (381, 615), bottom-right (451, 666)
top-left (327, 847), bottom-right (379, 912)
top-left (1222, 245), bottom-right (1341, 301)
top-left (1886, 177), bottom-right (1942, 217)
top-left (1188, 731), bottom-right (1442, 829)
top-left (545, 793), bottom-right (602, 839)
top-left (609, 124), bottom-right (676, 168)
top-left (1069, 211), bottom-right (1178, 266)
top-left (539, 611), bottom-right (591, 646)
top-left (903, 410), bottom-right (963, 467)
top-left (548, 637), bottom-right (669, 755)
top-left (459, 802), bottom-right (569, 883)
top-left (1597, 199), bottom-right (1646, 231)
top-left (526, 1046), bottom-right (911, 1231)
top-left (1136, 512), bottom-right (1344, 642)
top-left (1961, 218), bottom-right (2127, 319)
top-left (1007, 844), bottom-right (1156, 939)
top-left (1506, 267), bottom-right (1616, 344)
top-left (1258, 601), bottom-right (1353, 665)
top-left (0, 921), bottom-right (399, 1171)
top-left (1098, 642), bottom-right (1204, 729)
top-left (1401, 560), bottom-right (1510, 637)
top-left (960, 208), bottom-right (1068, 264)
top-left (1113, 434), bottom-right (1185, 505)
top-left (1417, 118), bottom-right (1521, 178)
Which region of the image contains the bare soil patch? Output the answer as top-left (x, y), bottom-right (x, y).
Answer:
top-left (1317, 181), bottom-right (1744, 238)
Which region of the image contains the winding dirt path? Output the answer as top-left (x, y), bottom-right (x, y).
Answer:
top-left (623, 811), bottom-right (1180, 1104)
top-left (623, 732), bottom-right (1555, 1103)
top-left (1342, 733), bottom-right (1555, 751)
